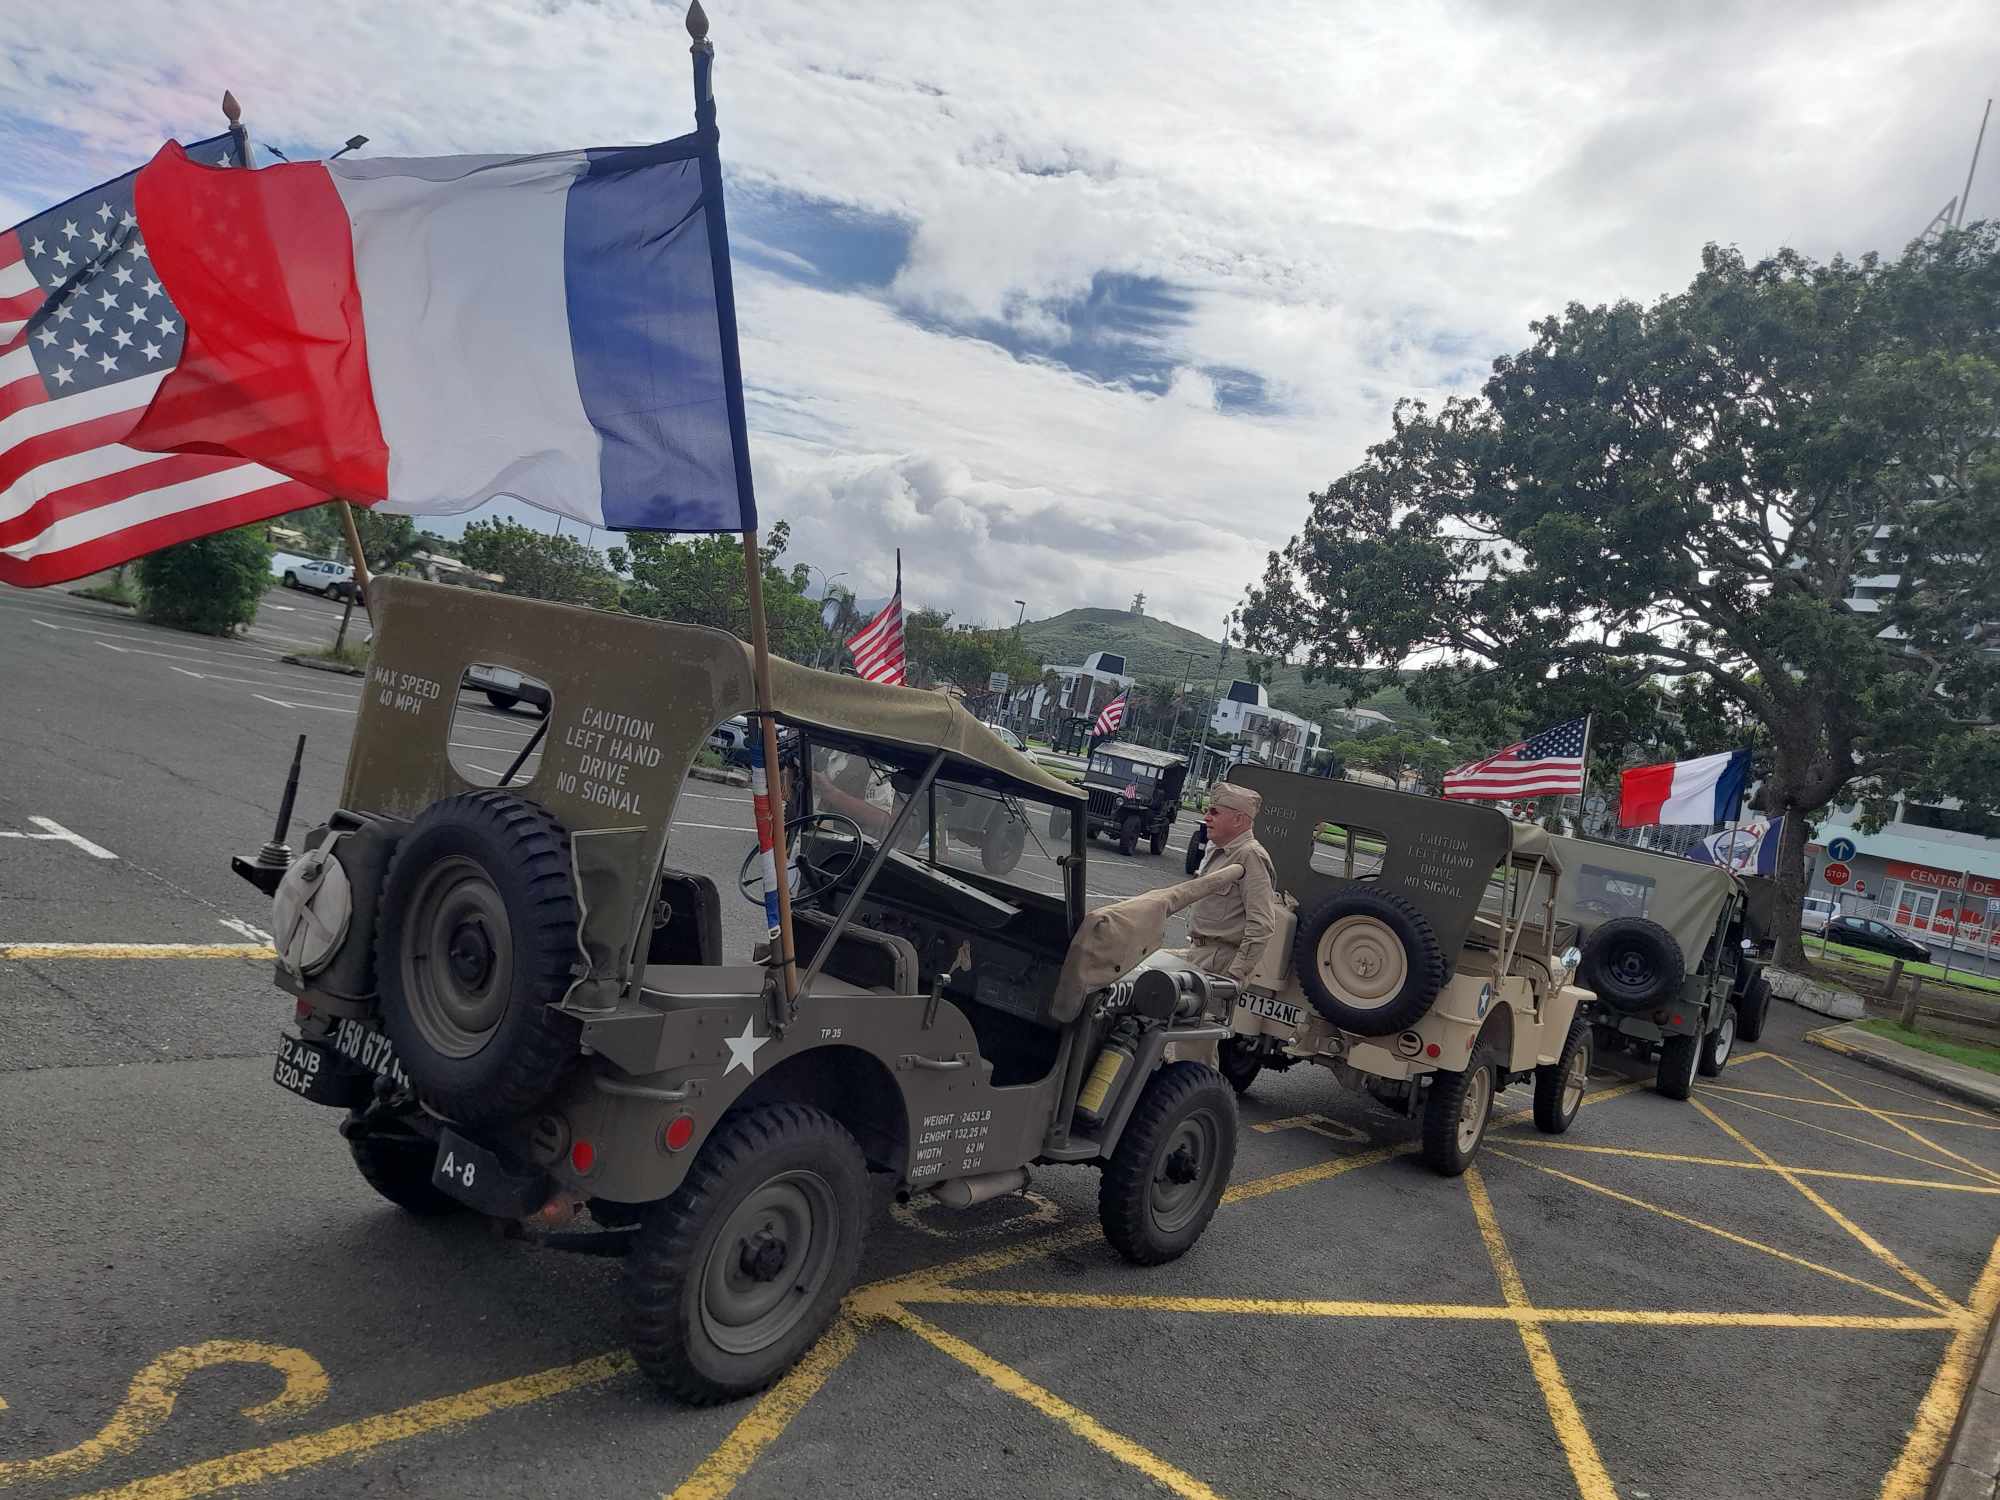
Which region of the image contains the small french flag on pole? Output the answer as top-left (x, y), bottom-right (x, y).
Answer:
top-left (1619, 749), bottom-right (1753, 828)
top-left (127, 136), bottom-right (754, 533)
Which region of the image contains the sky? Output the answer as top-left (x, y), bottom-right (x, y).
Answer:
top-left (4, 0), bottom-right (1997, 636)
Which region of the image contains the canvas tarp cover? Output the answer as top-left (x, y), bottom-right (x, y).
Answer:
top-left (1049, 861), bottom-right (1245, 1022)
top-left (1550, 835), bottom-right (1737, 961)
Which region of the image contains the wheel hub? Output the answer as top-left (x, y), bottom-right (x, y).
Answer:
top-left (1162, 1145), bottom-right (1200, 1185)
top-left (739, 1228), bottom-right (789, 1283)
top-left (447, 919), bottom-right (494, 987)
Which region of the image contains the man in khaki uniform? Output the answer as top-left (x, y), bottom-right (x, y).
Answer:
top-left (1143, 782), bottom-right (1280, 1061)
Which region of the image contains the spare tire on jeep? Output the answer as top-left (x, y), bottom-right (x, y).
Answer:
top-left (1293, 889), bottom-right (1446, 1036)
top-left (1579, 917), bottom-right (1684, 1012)
top-left (375, 790), bottom-right (583, 1125)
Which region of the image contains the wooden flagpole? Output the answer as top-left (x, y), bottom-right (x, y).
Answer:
top-left (690, 4), bottom-right (798, 1009)
top-left (223, 91), bottom-right (373, 629)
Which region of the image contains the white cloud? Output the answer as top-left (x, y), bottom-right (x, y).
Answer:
top-left (4, 0), bottom-right (1997, 643)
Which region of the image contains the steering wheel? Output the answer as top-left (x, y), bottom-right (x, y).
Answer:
top-left (738, 813), bottom-right (867, 909)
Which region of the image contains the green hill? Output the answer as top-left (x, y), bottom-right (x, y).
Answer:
top-left (1017, 608), bottom-right (1424, 731)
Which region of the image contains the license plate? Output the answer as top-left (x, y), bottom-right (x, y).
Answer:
top-left (1237, 994), bottom-right (1304, 1029)
top-left (485, 667), bottom-right (522, 691)
top-left (273, 1033), bottom-right (366, 1106)
top-left (328, 1016), bottom-right (411, 1089)
top-left (431, 1127), bottom-right (550, 1217)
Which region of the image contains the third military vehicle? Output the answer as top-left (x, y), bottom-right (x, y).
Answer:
top-left (1212, 768), bottom-right (1595, 1174)
top-left (1551, 836), bottom-right (1770, 1100)
top-left (240, 581), bottom-right (1240, 1406)
top-left (1061, 742), bottom-right (1189, 857)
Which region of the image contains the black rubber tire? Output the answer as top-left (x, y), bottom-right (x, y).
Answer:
top-left (1736, 973), bottom-right (1771, 1043)
top-left (349, 1134), bottom-right (464, 1217)
top-left (1184, 824), bottom-right (1207, 876)
top-left (1698, 1006), bottom-right (1736, 1078)
top-left (981, 816), bottom-right (1026, 875)
top-left (625, 1104), bottom-right (867, 1404)
top-left (1293, 888), bottom-right (1446, 1036)
top-left (1099, 1062), bottom-right (1237, 1265)
top-left (1217, 1037), bottom-right (1262, 1096)
top-left (485, 690), bottom-right (521, 712)
top-left (1150, 826), bottom-right (1167, 857)
top-left (1580, 918), bottom-right (1685, 1011)
top-left (1421, 1059), bottom-right (1495, 1176)
top-left (283, 571), bottom-right (299, 588)
top-left (375, 791), bottom-right (581, 1126)
top-left (1533, 1021), bottom-right (1592, 1135)
top-left (1117, 816), bottom-right (1140, 857)
top-left (1657, 1031), bottom-right (1700, 1101)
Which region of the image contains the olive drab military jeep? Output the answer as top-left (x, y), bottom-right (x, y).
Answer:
top-left (1210, 767), bottom-right (1596, 1175)
top-left (238, 580), bottom-right (1241, 1405)
top-left (1056, 742), bottom-right (1188, 857)
top-left (1551, 836), bottom-right (1770, 1101)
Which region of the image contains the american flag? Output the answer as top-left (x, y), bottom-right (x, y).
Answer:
top-left (845, 588), bottom-right (905, 685)
top-left (1, 136), bottom-right (324, 587)
top-left (1442, 716), bottom-right (1589, 801)
top-left (1094, 692), bottom-right (1128, 737)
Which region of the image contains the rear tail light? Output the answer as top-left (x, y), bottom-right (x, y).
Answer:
top-left (664, 1115), bottom-right (697, 1152)
top-left (570, 1139), bottom-right (596, 1175)
top-left (294, 999), bottom-right (312, 1023)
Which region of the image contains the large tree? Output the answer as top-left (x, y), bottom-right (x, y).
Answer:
top-left (618, 520), bottom-right (824, 661)
top-left (1242, 229), bottom-right (2000, 965)
top-left (459, 518), bottom-right (620, 608)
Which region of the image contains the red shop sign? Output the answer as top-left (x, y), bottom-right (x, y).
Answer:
top-left (1884, 859), bottom-right (2000, 901)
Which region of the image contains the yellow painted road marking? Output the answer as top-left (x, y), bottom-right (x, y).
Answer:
top-left (67, 1353), bottom-right (631, 1500)
top-left (1465, 1167), bottom-right (1617, 1500)
top-left (0, 1342), bottom-right (326, 1487)
top-left (1880, 1233), bottom-right (2000, 1500)
top-left (880, 1303), bottom-right (1225, 1500)
top-left (1492, 1136), bottom-right (2000, 1193)
top-left (1693, 1099), bottom-right (1963, 1316)
top-left (1778, 1059), bottom-right (1996, 1119)
top-left (1222, 1142), bottom-right (1407, 1204)
top-left (666, 1314), bottom-right (861, 1500)
top-left (1768, 1054), bottom-right (2000, 1186)
top-left (1703, 1083), bottom-right (2000, 1131)
top-left (900, 1286), bottom-right (1955, 1332)
top-left (1706, 1093), bottom-right (2000, 1186)
top-left (0, 943), bottom-right (276, 961)
top-left (1251, 1111), bottom-right (1371, 1142)
top-left (1485, 1147), bottom-right (1940, 1313)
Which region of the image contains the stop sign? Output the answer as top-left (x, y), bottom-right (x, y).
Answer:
top-left (1825, 862), bottom-right (1852, 888)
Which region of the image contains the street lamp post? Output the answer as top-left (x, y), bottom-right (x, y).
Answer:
top-left (1012, 599), bottom-right (1026, 632)
top-left (807, 568), bottom-right (848, 669)
top-left (1165, 647), bottom-right (1200, 763)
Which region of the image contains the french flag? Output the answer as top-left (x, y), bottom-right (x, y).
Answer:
top-left (126, 136), bottom-right (754, 532)
top-left (1619, 749), bottom-right (1752, 828)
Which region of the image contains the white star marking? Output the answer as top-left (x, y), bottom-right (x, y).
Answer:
top-left (156, 315), bottom-right (177, 336)
top-left (131, 240), bottom-right (148, 261)
top-left (28, 237), bottom-right (45, 257)
top-left (96, 352), bottom-right (118, 374)
top-left (141, 277), bottom-right (162, 300)
top-left (97, 288), bottom-right (119, 310)
top-left (35, 326), bottom-right (58, 348)
top-left (53, 247), bottom-right (73, 269)
top-left (141, 341), bottom-right (162, 362)
top-left (111, 327), bottom-right (133, 349)
top-left (52, 302), bottom-right (73, 322)
top-left (60, 219), bottom-right (78, 240)
top-left (95, 201), bottom-right (113, 223)
top-left (111, 264), bottom-right (133, 286)
top-left (125, 301), bottom-right (149, 323)
top-left (120, 210), bottom-right (137, 230)
top-left (83, 314), bottom-right (104, 336)
top-left (52, 365), bottom-right (74, 387)
top-left (722, 1017), bottom-right (769, 1077)
top-left (66, 339), bottom-right (87, 360)
top-left (88, 228), bottom-right (108, 251)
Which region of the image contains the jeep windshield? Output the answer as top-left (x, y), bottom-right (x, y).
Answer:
top-left (1088, 753), bottom-right (1157, 786)
top-left (800, 741), bottom-right (1069, 906)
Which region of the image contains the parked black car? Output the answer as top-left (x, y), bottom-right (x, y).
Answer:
top-left (1823, 915), bottom-right (1930, 962)
top-left (1051, 742), bottom-right (1188, 856)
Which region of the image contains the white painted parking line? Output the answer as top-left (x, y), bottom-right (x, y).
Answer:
top-left (254, 695), bottom-right (357, 714)
top-left (220, 917), bottom-right (276, 944)
top-left (0, 817), bottom-right (117, 860)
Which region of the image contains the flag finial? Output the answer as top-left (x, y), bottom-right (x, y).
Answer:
top-left (686, 1), bottom-right (710, 43)
top-left (221, 90), bottom-right (241, 125)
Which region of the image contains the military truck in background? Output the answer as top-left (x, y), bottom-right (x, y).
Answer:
top-left (241, 580), bottom-right (1242, 1406)
top-left (1551, 836), bottom-right (1770, 1100)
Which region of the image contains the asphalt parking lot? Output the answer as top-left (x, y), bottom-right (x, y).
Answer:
top-left (4, 588), bottom-right (1999, 1500)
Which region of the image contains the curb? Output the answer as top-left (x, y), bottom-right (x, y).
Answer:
top-left (1804, 1023), bottom-right (2000, 1115)
top-left (64, 588), bottom-right (138, 609)
top-left (1933, 1311), bottom-right (2000, 1499)
top-left (689, 765), bottom-right (750, 789)
top-left (281, 654), bottom-right (366, 678)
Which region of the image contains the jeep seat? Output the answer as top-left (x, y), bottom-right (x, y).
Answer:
top-left (793, 909), bottom-right (920, 995)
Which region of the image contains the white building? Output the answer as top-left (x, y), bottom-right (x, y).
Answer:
top-left (1209, 679), bottom-right (1323, 774)
top-left (1807, 796), bottom-right (2000, 972)
top-left (1024, 651), bottom-right (1134, 724)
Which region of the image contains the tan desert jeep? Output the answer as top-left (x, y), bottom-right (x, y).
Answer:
top-left (1213, 766), bottom-right (1595, 1173)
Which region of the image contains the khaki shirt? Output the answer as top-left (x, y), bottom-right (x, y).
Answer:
top-left (1189, 828), bottom-right (1279, 982)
